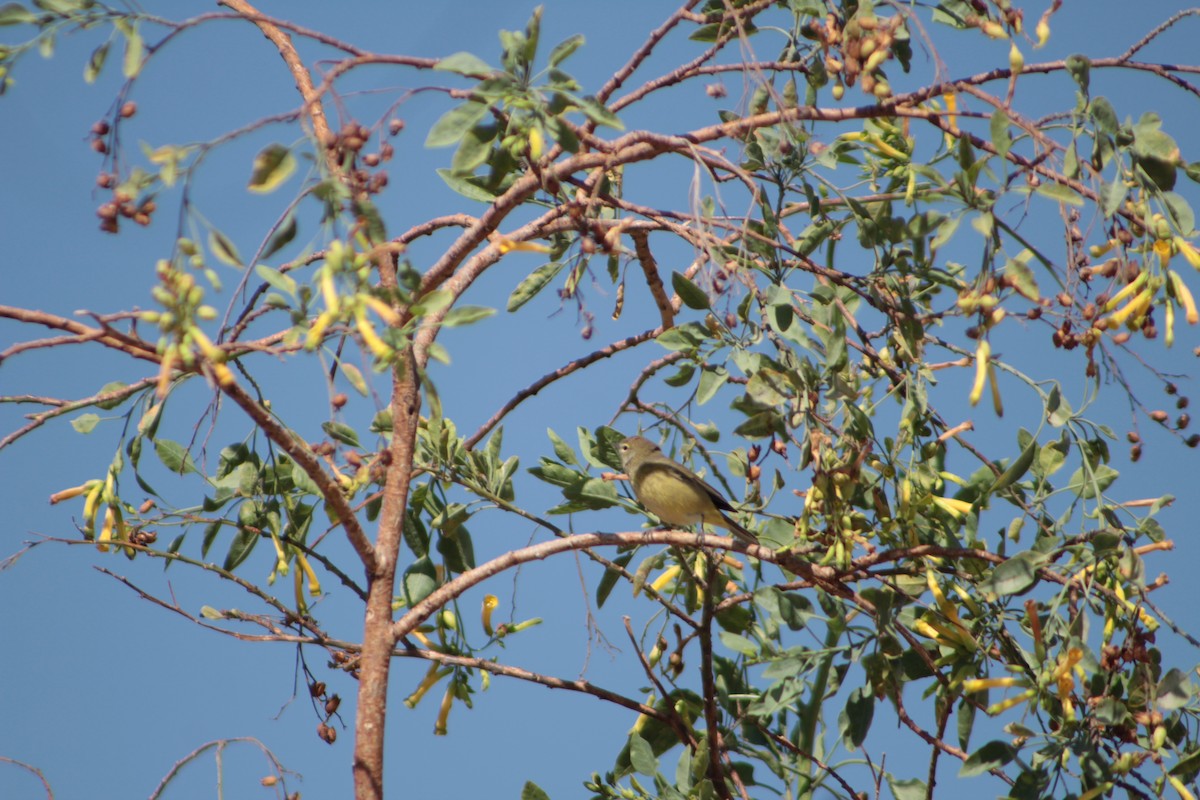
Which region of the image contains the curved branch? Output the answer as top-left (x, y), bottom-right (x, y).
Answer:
top-left (464, 327), bottom-right (664, 450)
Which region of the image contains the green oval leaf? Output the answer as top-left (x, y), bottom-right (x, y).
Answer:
top-left (248, 144), bottom-right (296, 194)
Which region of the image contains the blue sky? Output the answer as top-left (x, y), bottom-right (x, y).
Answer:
top-left (3, 2), bottom-right (1200, 798)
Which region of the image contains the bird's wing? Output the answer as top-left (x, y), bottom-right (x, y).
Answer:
top-left (666, 461), bottom-right (737, 513)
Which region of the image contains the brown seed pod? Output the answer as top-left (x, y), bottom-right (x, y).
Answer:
top-left (310, 681), bottom-right (326, 698)
top-left (325, 695), bottom-right (341, 715)
top-left (1150, 410), bottom-right (1170, 424)
top-left (332, 393), bottom-right (349, 409)
top-left (120, 101), bottom-right (137, 118)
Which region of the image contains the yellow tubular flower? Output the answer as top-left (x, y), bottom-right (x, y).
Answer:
top-left (650, 565), bottom-right (682, 594)
top-left (932, 495), bottom-right (973, 517)
top-left (1050, 647), bottom-right (1083, 681)
top-left (943, 92), bottom-right (959, 146)
top-left (969, 340), bottom-right (990, 406)
top-left (269, 533), bottom-right (289, 575)
top-left (1170, 271), bottom-right (1199, 324)
top-left (1165, 299), bottom-right (1176, 348)
top-left (82, 481), bottom-right (104, 534)
top-left (293, 567), bottom-right (308, 615)
top-left (362, 295), bottom-right (400, 327)
top-left (1155, 238), bottom-right (1173, 268)
top-left (1168, 774), bottom-right (1198, 800)
top-left (496, 236), bottom-right (552, 254)
top-left (528, 126), bottom-right (544, 160)
top-left (434, 686), bottom-right (454, 735)
top-left (481, 594), bottom-right (498, 636)
top-left (404, 665), bottom-right (449, 709)
top-left (296, 551), bottom-right (321, 596)
top-left (320, 267), bottom-right (340, 314)
top-left (211, 362), bottom-right (236, 387)
top-left (1103, 270), bottom-right (1149, 312)
top-left (1079, 784), bottom-right (1115, 800)
top-left (962, 676), bottom-right (1022, 693)
top-left (97, 506), bottom-right (115, 552)
top-left (354, 308), bottom-right (394, 359)
top-left (1106, 287), bottom-right (1152, 329)
top-left (156, 347), bottom-right (177, 398)
top-left (51, 480), bottom-right (99, 506)
top-left (305, 310), bottom-right (335, 351)
top-left (188, 327), bottom-right (224, 363)
top-left (1175, 236), bottom-right (1200, 269)
top-left (989, 362), bottom-right (1004, 417)
top-left (986, 689), bottom-right (1036, 715)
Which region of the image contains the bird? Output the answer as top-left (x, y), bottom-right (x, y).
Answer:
top-left (617, 435), bottom-right (757, 545)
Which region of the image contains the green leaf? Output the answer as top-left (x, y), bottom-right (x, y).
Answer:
top-left (426, 101), bottom-right (491, 148)
top-left (261, 214), bottom-right (298, 260)
top-left (839, 686), bottom-right (874, 748)
top-left (628, 733), bottom-right (658, 776)
top-left (1064, 54), bottom-right (1090, 94)
top-left (696, 367), bottom-right (728, 405)
top-left (208, 229), bottom-right (243, 268)
top-left (507, 261), bottom-right (564, 311)
top-left (255, 264), bottom-right (297, 298)
top-left (596, 551), bottom-right (633, 608)
top-left (441, 305), bottom-right (496, 327)
top-left (1163, 191), bottom-right (1195, 235)
top-left (95, 381), bottom-right (129, 410)
top-left (1100, 178), bottom-right (1126, 218)
top-left (719, 631), bottom-right (758, 656)
top-left (122, 22), bottom-right (143, 78)
top-left (547, 33), bottom-right (584, 67)
top-left (981, 552), bottom-right (1042, 597)
top-left (247, 144), bottom-right (296, 193)
top-left (436, 168), bottom-right (498, 202)
top-left (450, 122), bottom-right (496, 175)
top-left (578, 96), bottom-right (623, 130)
top-left (154, 439), bottom-right (196, 474)
top-left (83, 42), bottom-right (109, 84)
top-left (959, 740), bottom-right (1015, 777)
top-left (655, 322), bottom-right (707, 352)
top-left (71, 413), bottom-right (100, 434)
top-left (411, 289), bottom-right (454, 318)
top-left (547, 428), bottom-right (577, 466)
top-left (1035, 182), bottom-right (1083, 206)
top-left (671, 271), bottom-right (710, 310)
top-left (321, 421), bottom-right (361, 449)
top-left (1066, 464), bottom-right (1118, 499)
top-left (989, 109), bottom-right (1011, 159)
top-left (341, 362), bottom-right (369, 396)
top-left (1004, 256), bottom-right (1039, 301)
top-left (1090, 96), bottom-right (1118, 134)
top-left (0, 3), bottom-right (38, 25)
top-left (520, 782), bottom-right (551, 800)
top-left (403, 555), bottom-right (438, 606)
top-left (434, 51), bottom-right (492, 75)
top-left (886, 777), bottom-right (928, 800)
top-left (1158, 668), bottom-right (1196, 711)
top-left (989, 439), bottom-right (1036, 494)
top-left (223, 526), bottom-right (259, 571)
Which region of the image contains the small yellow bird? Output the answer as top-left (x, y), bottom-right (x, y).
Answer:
top-left (618, 435), bottom-right (757, 545)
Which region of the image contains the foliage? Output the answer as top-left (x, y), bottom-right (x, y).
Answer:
top-left (3, 1), bottom-right (1200, 799)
